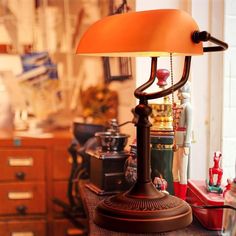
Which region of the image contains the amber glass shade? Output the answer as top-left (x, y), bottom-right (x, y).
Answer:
top-left (76, 9), bottom-right (203, 57)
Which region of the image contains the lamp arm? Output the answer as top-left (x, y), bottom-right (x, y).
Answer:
top-left (134, 57), bottom-right (157, 100)
top-left (134, 56), bottom-right (191, 100)
top-left (192, 31), bottom-right (228, 52)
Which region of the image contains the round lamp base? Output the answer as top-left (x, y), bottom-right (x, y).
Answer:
top-left (94, 183), bottom-right (192, 233)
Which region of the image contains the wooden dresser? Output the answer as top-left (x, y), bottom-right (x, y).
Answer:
top-left (0, 130), bottom-right (83, 236)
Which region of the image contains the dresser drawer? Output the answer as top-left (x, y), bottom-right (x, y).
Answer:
top-left (53, 147), bottom-right (71, 180)
top-left (0, 182), bottom-right (46, 215)
top-left (0, 149), bottom-right (45, 181)
top-left (0, 219), bottom-right (47, 236)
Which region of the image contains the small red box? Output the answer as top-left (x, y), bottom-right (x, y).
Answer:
top-left (187, 179), bottom-right (224, 230)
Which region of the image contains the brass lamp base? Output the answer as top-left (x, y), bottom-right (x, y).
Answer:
top-left (94, 182), bottom-right (192, 233)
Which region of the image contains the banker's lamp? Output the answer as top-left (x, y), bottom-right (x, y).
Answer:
top-left (76, 9), bottom-right (227, 233)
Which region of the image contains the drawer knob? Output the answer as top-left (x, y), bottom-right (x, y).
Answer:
top-left (15, 171), bottom-right (26, 180)
top-left (16, 205), bottom-right (27, 215)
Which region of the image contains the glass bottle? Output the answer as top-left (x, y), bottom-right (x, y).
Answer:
top-left (222, 178), bottom-right (236, 236)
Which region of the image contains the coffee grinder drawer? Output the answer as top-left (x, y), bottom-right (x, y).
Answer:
top-left (88, 153), bottom-right (129, 195)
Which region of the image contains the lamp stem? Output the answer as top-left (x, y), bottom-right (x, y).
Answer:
top-left (127, 57), bottom-right (160, 198)
top-left (136, 57), bottom-right (156, 184)
top-left (136, 99), bottom-right (152, 183)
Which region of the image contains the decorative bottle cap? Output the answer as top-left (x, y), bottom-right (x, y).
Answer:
top-left (156, 69), bottom-right (170, 88)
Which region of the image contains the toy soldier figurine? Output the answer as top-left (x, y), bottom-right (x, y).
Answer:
top-left (172, 81), bottom-right (193, 200)
top-left (207, 151), bottom-right (223, 193)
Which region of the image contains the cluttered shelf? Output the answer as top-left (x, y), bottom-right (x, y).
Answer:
top-left (78, 180), bottom-right (222, 236)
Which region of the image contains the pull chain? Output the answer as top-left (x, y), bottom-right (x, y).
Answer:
top-left (170, 53), bottom-right (176, 131)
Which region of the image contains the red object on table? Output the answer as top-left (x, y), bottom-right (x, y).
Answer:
top-left (187, 179), bottom-right (224, 230)
top-left (156, 69), bottom-right (170, 87)
top-left (209, 151), bottom-right (223, 187)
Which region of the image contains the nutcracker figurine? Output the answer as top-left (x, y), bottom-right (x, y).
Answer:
top-left (172, 81), bottom-right (193, 200)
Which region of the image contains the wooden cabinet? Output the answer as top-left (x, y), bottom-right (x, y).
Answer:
top-left (0, 130), bottom-right (79, 236)
top-left (52, 146), bottom-right (72, 180)
top-left (52, 181), bottom-right (68, 214)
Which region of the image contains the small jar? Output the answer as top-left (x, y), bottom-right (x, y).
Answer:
top-left (222, 178), bottom-right (236, 235)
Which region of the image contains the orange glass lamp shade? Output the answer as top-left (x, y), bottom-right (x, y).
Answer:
top-left (76, 9), bottom-right (227, 234)
top-left (76, 9), bottom-right (203, 57)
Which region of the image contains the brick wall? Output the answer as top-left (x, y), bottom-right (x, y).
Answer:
top-left (222, 0), bottom-right (236, 180)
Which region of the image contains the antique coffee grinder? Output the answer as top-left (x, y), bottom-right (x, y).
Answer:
top-left (86, 119), bottom-right (130, 195)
